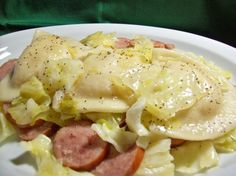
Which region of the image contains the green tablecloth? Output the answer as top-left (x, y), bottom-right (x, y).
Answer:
top-left (0, 0), bottom-right (235, 47)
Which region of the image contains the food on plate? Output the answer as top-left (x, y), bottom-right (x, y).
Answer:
top-left (18, 121), bottom-right (55, 141)
top-left (53, 120), bottom-right (109, 171)
top-left (0, 59), bottom-right (17, 81)
top-left (0, 30), bottom-right (236, 176)
top-left (92, 145), bottom-right (144, 176)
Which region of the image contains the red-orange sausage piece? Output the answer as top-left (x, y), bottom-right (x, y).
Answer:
top-left (152, 40), bottom-right (175, 49)
top-left (53, 121), bottom-right (109, 171)
top-left (93, 145), bottom-right (144, 176)
top-left (115, 38), bottom-right (135, 48)
top-left (114, 38), bottom-right (175, 50)
top-left (165, 43), bottom-right (175, 49)
top-left (0, 59), bottom-right (17, 81)
top-left (19, 122), bottom-right (55, 141)
top-left (171, 138), bottom-right (185, 147)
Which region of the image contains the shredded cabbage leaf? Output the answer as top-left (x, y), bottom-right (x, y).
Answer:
top-left (91, 114), bottom-right (137, 152)
top-left (8, 77), bottom-right (50, 126)
top-left (126, 97), bottom-right (151, 149)
top-left (213, 128), bottom-right (236, 152)
top-left (22, 134), bottom-right (94, 176)
top-left (0, 112), bottom-right (16, 143)
top-left (126, 97), bottom-right (150, 137)
top-left (81, 32), bottom-right (153, 62)
top-left (52, 91), bottom-right (82, 120)
top-left (136, 136), bottom-right (151, 149)
top-left (19, 76), bottom-right (51, 105)
top-left (135, 139), bottom-right (174, 176)
top-left (7, 77), bottom-right (67, 126)
top-left (8, 98), bottom-right (49, 125)
top-left (171, 141), bottom-right (219, 175)
top-left (80, 32), bottom-right (117, 48)
top-left (59, 93), bottom-right (81, 116)
top-left (117, 36), bottom-right (153, 63)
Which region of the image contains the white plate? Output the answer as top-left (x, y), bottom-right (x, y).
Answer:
top-left (0, 23), bottom-right (236, 176)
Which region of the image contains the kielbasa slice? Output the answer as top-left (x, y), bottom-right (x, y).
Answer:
top-left (114, 37), bottom-right (175, 50)
top-left (115, 38), bottom-right (135, 48)
top-left (171, 138), bottom-right (185, 148)
top-left (92, 145), bottom-right (144, 176)
top-left (19, 122), bottom-right (55, 141)
top-left (0, 59), bottom-right (17, 81)
top-left (164, 43), bottom-right (175, 49)
top-left (152, 40), bottom-right (175, 49)
top-left (53, 121), bottom-right (109, 171)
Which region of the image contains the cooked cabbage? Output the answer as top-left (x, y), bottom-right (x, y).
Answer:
top-left (171, 141), bottom-right (219, 175)
top-left (213, 128), bottom-right (236, 152)
top-left (126, 97), bottom-right (150, 136)
top-left (7, 77), bottom-right (67, 126)
top-left (91, 114), bottom-right (137, 152)
top-left (135, 139), bottom-right (174, 176)
top-left (8, 77), bottom-right (50, 126)
top-left (117, 36), bottom-right (153, 63)
top-left (0, 112), bottom-right (16, 143)
top-left (58, 93), bottom-right (81, 116)
top-left (136, 136), bottom-right (150, 149)
top-left (22, 134), bottom-right (94, 176)
top-left (9, 99), bottom-right (68, 127)
top-left (19, 77), bottom-right (51, 105)
top-left (81, 32), bottom-right (117, 48)
top-left (8, 98), bottom-right (49, 126)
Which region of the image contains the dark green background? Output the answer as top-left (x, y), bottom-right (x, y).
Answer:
top-left (0, 0), bottom-right (236, 47)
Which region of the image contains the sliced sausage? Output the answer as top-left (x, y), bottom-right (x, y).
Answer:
top-left (115, 38), bottom-right (135, 48)
top-left (153, 40), bottom-right (166, 48)
top-left (92, 145), bottom-right (144, 176)
top-left (0, 59), bottom-right (17, 81)
top-left (19, 122), bottom-right (55, 141)
top-left (171, 138), bottom-right (185, 147)
top-left (152, 40), bottom-right (175, 49)
top-left (53, 121), bottom-right (109, 171)
top-left (115, 38), bottom-right (175, 50)
top-left (164, 43), bottom-right (175, 49)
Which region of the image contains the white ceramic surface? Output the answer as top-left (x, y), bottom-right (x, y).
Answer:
top-left (0, 23), bottom-right (236, 176)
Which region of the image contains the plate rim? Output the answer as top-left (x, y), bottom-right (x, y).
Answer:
top-left (0, 23), bottom-right (235, 49)
top-left (0, 23), bottom-right (235, 66)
